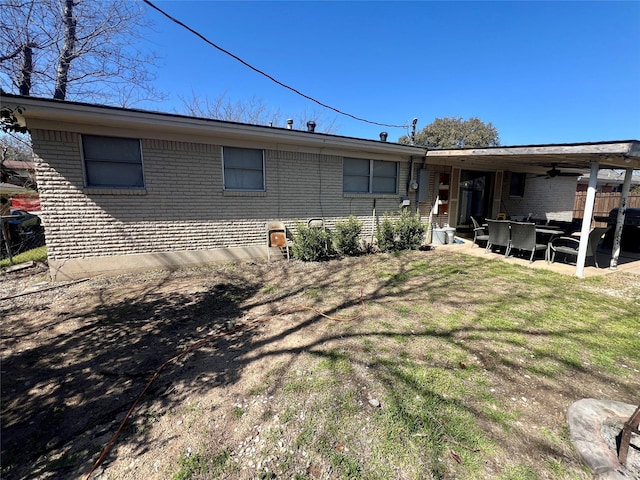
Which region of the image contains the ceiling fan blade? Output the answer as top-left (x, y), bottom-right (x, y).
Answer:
top-left (557, 171), bottom-right (581, 177)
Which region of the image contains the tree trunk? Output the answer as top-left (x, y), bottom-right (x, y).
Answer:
top-left (53, 0), bottom-right (77, 100)
top-left (18, 44), bottom-right (34, 96)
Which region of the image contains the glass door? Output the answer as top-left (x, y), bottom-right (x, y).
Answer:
top-left (457, 170), bottom-right (494, 226)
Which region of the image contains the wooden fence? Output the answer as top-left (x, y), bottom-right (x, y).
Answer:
top-left (573, 192), bottom-right (640, 220)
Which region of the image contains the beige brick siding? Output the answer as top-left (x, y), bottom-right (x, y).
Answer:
top-left (502, 174), bottom-right (576, 222)
top-left (31, 130), bottom-right (419, 262)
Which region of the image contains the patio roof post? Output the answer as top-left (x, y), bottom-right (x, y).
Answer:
top-left (609, 167), bottom-right (633, 270)
top-left (575, 161), bottom-right (599, 278)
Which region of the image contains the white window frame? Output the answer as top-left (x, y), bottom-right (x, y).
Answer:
top-left (343, 158), bottom-right (398, 194)
top-left (222, 146), bottom-right (266, 192)
top-left (81, 134), bottom-right (144, 188)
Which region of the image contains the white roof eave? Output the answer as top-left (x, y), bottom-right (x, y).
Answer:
top-left (4, 95), bottom-right (427, 158)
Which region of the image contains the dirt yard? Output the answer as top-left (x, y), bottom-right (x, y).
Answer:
top-left (1, 252), bottom-right (639, 480)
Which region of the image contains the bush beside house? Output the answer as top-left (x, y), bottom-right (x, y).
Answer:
top-left (375, 210), bottom-right (426, 253)
top-left (292, 211), bottom-right (426, 262)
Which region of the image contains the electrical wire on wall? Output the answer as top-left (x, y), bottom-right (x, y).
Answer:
top-left (317, 155), bottom-right (325, 222)
top-left (274, 151), bottom-right (281, 219)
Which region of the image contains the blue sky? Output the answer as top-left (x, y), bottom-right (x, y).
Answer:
top-left (141, 1), bottom-right (640, 146)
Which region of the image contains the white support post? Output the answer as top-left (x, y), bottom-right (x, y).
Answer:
top-left (609, 168), bottom-right (633, 270)
top-left (575, 162), bottom-right (599, 278)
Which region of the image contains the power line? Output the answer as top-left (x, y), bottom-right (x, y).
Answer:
top-left (1, 129), bottom-right (32, 149)
top-left (142, 0), bottom-right (409, 130)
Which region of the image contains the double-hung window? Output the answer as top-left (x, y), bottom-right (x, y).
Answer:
top-left (82, 135), bottom-right (144, 188)
top-left (222, 147), bottom-right (265, 191)
top-left (343, 158), bottom-right (398, 194)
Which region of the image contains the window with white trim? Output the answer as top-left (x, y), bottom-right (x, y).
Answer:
top-left (82, 135), bottom-right (144, 188)
top-left (222, 147), bottom-right (265, 191)
top-left (343, 158), bottom-right (398, 194)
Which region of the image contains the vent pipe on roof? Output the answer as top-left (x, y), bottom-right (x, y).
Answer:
top-left (379, 132), bottom-right (388, 142)
top-left (286, 119), bottom-right (293, 129)
top-left (306, 121), bottom-right (316, 133)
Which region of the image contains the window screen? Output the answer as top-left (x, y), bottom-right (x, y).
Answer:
top-left (82, 135), bottom-right (144, 188)
top-left (343, 158), bottom-right (370, 192)
top-left (223, 147), bottom-right (265, 191)
top-left (372, 160), bottom-right (398, 193)
top-left (344, 158), bottom-right (397, 194)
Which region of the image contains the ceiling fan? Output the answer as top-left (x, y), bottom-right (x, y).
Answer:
top-left (535, 163), bottom-right (581, 179)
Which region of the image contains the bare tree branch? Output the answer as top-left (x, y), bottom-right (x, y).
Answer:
top-left (1, 0), bottom-right (162, 105)
top-left (177, 91), bottom-right (340, 134)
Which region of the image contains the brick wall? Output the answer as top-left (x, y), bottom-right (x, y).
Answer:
top-left (502, 174), bottom-right (575, 222)
top-left (31, 130), bottom-right (415, 263)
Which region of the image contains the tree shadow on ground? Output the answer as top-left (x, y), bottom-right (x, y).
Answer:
top-left (1, 251), bottom-right (638, 479)
top-left (1, 271), bottom-right (266, 478)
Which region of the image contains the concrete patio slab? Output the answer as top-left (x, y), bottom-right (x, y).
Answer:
top-left (435, 238), bottom-right (640, 277)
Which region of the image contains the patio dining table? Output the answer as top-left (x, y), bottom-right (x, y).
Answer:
top-left (535, 227), bottom-right (564, 235)
top-left (535, 227), bottom-right (565, 262)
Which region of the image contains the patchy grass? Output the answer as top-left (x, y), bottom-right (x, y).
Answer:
top-left (0, 245), bottom-right (47, 268)
top-left (2, 251), bottom-right (639, 480)
top-left (172, 449), bottom-right (232, 480)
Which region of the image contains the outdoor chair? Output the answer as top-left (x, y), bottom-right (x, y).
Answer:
top-left (266, 220), bottom-right (290, 262)
top-left (471, 216), bottom-right (489, 247)
top-left (307, 217), bottom-right (333, 252)
top-left (485, 219), bottom-right (511, 255)
top-left (548, 227), bottom-right (608, 268)
top-left (307, 218), bottom-right (324, 229)
top-left (507, 221), bottom-right (547, 263)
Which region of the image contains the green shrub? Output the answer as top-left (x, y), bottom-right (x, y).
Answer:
top-left (334, 216), bottom-right (363, 256)
top-left (375, 210), bottom-right (426, 252)
top-left (395, 209), bottom-right (426, 250)
top-left (292, 222), bottom-right (335, 261)
top-left (375, 214), bottom-right (396, 253)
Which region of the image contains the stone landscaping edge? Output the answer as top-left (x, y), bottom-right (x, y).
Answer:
top-left (567, 398), bottom-right (637, 479)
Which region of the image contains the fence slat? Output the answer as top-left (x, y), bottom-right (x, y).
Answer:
top-left (573, 192), bottom-right (640, 221)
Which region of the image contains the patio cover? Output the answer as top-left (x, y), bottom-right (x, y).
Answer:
top-left (425, 140), bottom-right (640, 277)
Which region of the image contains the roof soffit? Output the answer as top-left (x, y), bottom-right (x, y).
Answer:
top-left (4, 96), bottom-right (426, 160)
